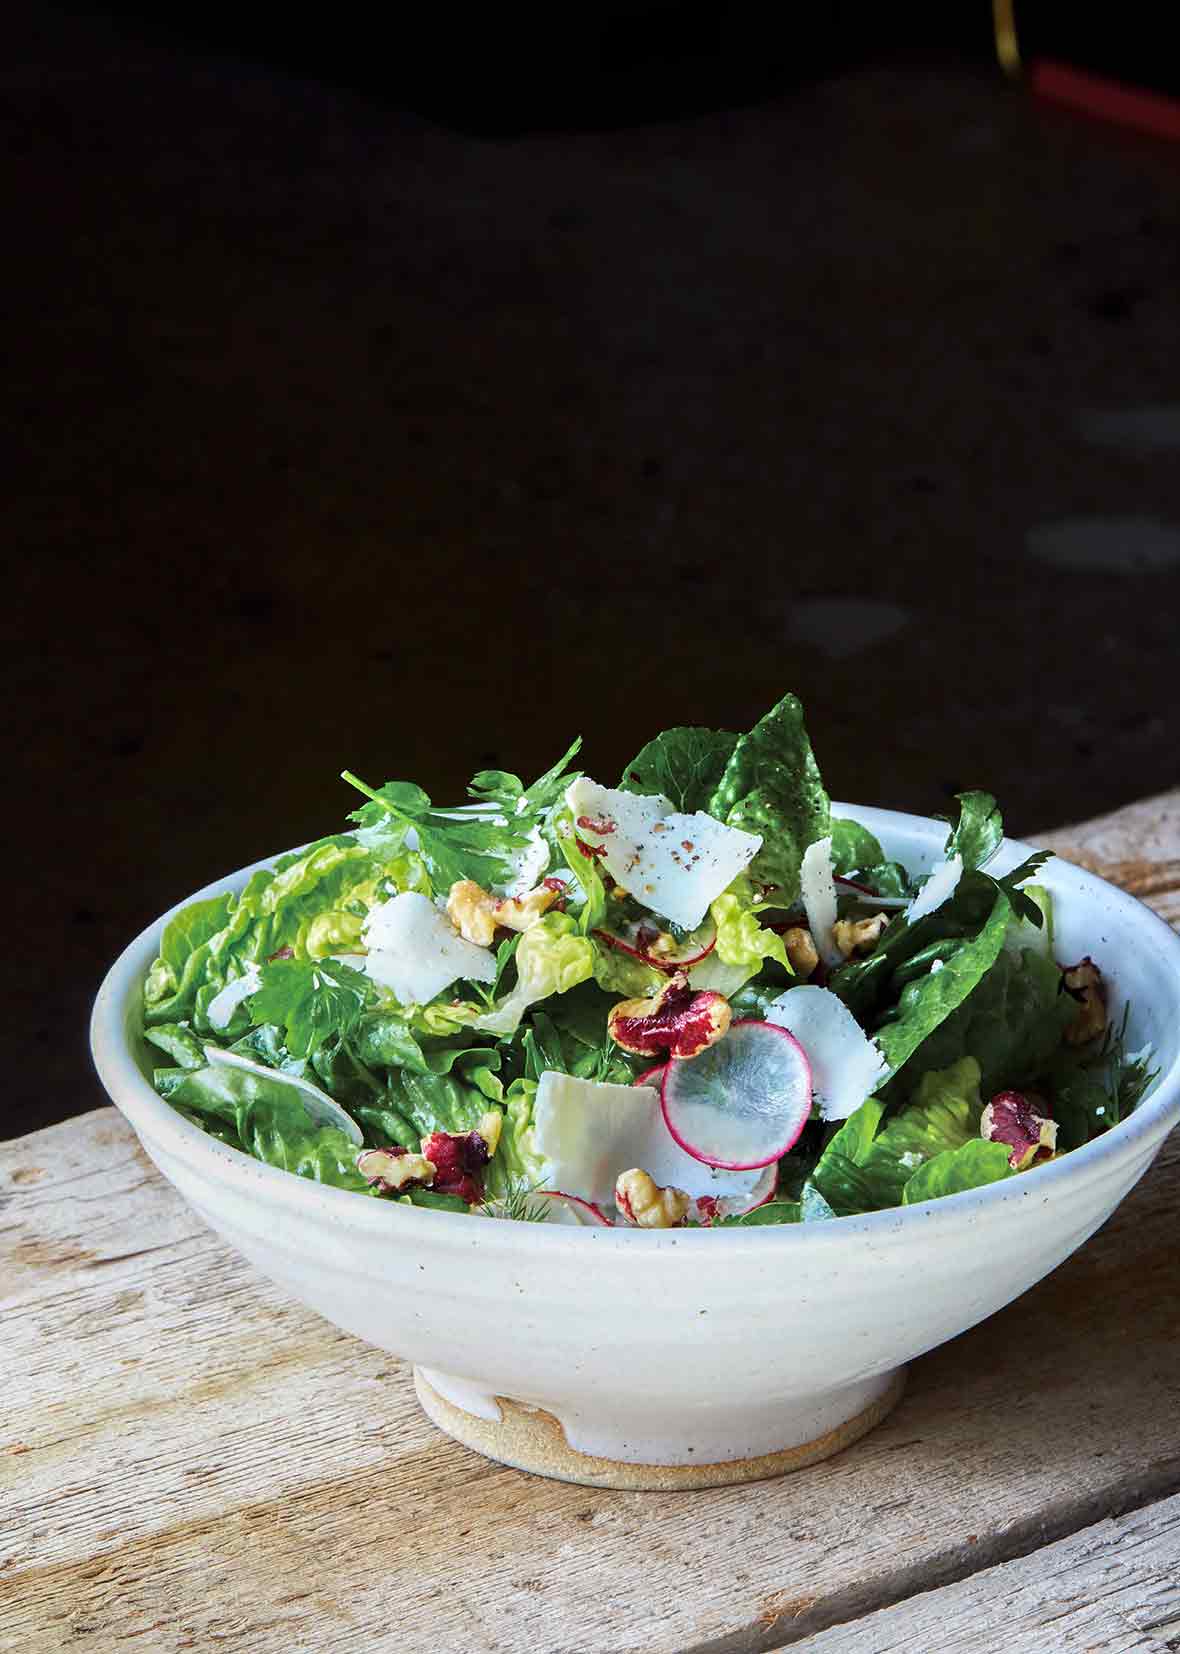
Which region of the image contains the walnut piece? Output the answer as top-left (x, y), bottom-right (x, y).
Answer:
top-left (781, 925), bottom-right (819, 977)
top-left (833, 914), bottom-right (890, 959)
top-left (607, 971), bottom-right (731, 1059)
top-left (1061, 957), bottom-right (1107, 1045)
top-left (446, 879), bottom-right (558, 946)
top-left (356, 1148), bottom-right (436, 1193)
top-left (615, 1168), bottom-right (691, 1228)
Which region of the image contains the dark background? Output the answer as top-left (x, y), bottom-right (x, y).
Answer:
top-left (7, 3), bottom-right (1180, 1137)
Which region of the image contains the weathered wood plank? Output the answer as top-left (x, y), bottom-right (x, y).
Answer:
top-left (781, 1492), bottom-right (1180, 1652)
top-left (2, 1112), bottom-right (1178, 1654)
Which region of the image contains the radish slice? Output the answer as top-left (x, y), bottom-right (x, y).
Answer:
top-left (534, 1191), bottom-right (611, 1227)
top-left (660, 1020), bottom-right (812, 1170)
top-left (834, 876), bottom-right (910, 910)
top-left (697, 1162), bottom-right (779, 1224)
top-left (594, 916), bottom-right (716, 973)
top-left (763, 986), bottom-right (888, 1120)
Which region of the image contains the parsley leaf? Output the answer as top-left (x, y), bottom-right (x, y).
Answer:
top-left (249, 956), bottom-right (371, 1059)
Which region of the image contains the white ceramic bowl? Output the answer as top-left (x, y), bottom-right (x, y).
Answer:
top-left (91, 806), bottom-right (1180, 1489)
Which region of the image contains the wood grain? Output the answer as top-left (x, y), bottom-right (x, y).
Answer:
top-left (783, 1493), bottom-right (1180, 1652)
top-left (2, 790), bottom-right (1179, 1654)
top-left (2, 1115), bottom-right (1178, 1654)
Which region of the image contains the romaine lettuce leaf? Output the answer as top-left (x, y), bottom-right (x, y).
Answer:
top-left (619, 727), bottom-right (738, 813)
top-left (872, 885), bottom-right (1011, 1078)
top-left (895, 941), bottom-right (1074, 1100)
top-left (708, 693), bottom-right (830, 903)
top-left (943, 791), bottom-right (1003, 872)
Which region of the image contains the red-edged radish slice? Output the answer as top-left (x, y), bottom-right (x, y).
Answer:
top-left (660, 1019), bottom-right (812, 1170)
top-left (534, 1191), bottom-right (612, 1227)
top-left (834, 875), bottom-right (910, 910)
top-left (763, 985), bottom-right (889, 1120)
top-left (695, 1161), bottom-right (779, 1224)
top-left (593, 916), bottom-right (716, 973)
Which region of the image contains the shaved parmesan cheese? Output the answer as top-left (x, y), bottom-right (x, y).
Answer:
top-left (764, 985), bottom-right (889, 1120)
top-left (532, 1072), bottom-right (766, 1207)
top-left (905, 853), bottom-right (964, 925)
top-left (565, 778), bottom-right (761, 930)
top-left (494, 823), bottom-right (550, 898)
top-left (800, 836), bottom-right (841, 968)
top-left (206, 963), bottom-right (263, 1032)
top-left (361, 891), bottom-right (496, 1008)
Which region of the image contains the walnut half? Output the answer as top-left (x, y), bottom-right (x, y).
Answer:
top-left (615, 1168), bottom-right (690, 1229)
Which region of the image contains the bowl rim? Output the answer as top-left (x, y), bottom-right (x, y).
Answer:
top-left (90, 802), bottom-right (1180, 1255)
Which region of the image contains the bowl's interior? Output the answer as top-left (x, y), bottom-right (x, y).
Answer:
top-left (97, 802), bottom-right (1180, 1236)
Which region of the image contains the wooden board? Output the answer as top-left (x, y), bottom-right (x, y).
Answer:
top-left (2, 790), bottom-right (1179, 1653)
top-left (784, 1493), bottom-right (1180, 1653)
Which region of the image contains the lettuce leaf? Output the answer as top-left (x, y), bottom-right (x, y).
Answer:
top-left (382, 1066), bottom-right (492, 1140)
top-left (554, 808), bottom-right (608, 933)
top-left (830, 821), bottom-right (914, 898)
top-left (166, 1060), bottom-right (376, 1194)
top-left (809, 1096), bottom-right (886, 1214)
top-left (873, 885), bottom-right (1011, 1078)
top-left (902, 1139), bottom-right (1013, 1203)
top-left (144, 836), bottom-right (389, 1030)
top-left (485, 1078), bottom-right (546, 1194)
top-left (943, 791), bottom-right (1003, 872)
top-left (895, 941), bottom-right (1074, 1100)
top-left (474, 912), bottom-right (596, 1036)
top-left (810, 1061), bottom-right (986, 1214)
top-left (710, 875), bottom-right (790, 972)
top-left (620, 727), bottom-right (739, 812)
top-left (708, 693), bottom-right (830, 903)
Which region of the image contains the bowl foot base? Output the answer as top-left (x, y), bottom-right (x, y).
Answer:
top-left (413, 1366), bottom-right (907, 1490)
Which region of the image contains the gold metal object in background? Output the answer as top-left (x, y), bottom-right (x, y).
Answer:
top-left (993, 0), bottom-right (1022, 76)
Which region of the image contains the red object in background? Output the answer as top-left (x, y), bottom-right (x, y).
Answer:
top-left (1028, 59), bottom-right (1180, 143)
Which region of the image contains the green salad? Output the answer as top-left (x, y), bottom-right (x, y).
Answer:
top-left (141, 692), bottom-right (1155, 1227)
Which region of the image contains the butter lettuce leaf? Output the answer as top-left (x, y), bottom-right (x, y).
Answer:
top-left (710, 875), bottom-right (790, 972)
top-left (165, 1060), bottom-right (376, 1194)
top-left (902, 1139), bottom-right (1013, 1203)
top-left (475, 912), bottom-right (596, 1036)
